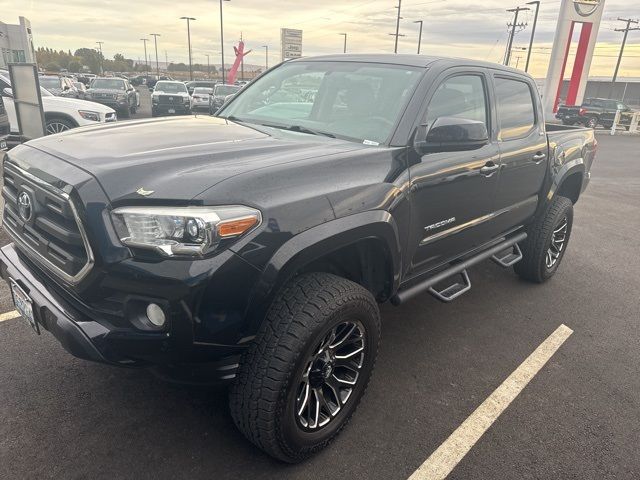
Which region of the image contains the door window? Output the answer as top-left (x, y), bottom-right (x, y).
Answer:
top-left (495, 77), bottom-right (536, 141)
top-left (423, 75), bottom-right (488, 129)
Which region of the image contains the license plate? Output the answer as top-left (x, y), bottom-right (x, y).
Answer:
top-left (168, 108), bottom-right (175, 114)
top-left (0, 140), bottom-right (6, 151)
top-left (10, 279), bottom-right (39, 334)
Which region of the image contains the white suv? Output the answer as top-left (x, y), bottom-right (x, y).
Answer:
top-left (0, 71), bottom-right (117, 136)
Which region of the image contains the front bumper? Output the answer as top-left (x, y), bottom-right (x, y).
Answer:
top-left (0, 243), bottom-right (254, 384)
top-left (152, 103), bottom-right (191, 114)
top-left (89, 97), bottom-right (130, 111)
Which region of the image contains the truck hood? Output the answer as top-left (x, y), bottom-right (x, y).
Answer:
top-left (22, 116), bottom-right (365, 204)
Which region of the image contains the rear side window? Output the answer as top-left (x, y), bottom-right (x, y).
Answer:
top-left (495, 77), bottom-right (536, 141)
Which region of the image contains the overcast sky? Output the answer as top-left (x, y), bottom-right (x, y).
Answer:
top-left (5, 0), bottom-right (640, 77)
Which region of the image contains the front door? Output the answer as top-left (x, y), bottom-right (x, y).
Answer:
top-left (406, 70), bottom-right (501, 279)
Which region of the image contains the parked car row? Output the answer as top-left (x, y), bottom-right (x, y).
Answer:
top-left (0, 70), bottom-right (117, 139)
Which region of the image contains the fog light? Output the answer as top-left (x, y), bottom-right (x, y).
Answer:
top-left (146, 303), bottom-right (166, 327)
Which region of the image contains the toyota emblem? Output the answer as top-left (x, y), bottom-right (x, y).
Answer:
top-left (17, 192), bottom-right (33, 221)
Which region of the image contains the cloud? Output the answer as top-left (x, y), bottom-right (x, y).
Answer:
top-left (5, 0), bottom-right (640, 77)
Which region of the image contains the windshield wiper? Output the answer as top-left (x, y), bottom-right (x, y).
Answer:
top-left (258, 123), bottom-right (336, 138)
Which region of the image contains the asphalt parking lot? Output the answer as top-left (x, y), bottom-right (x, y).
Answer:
top-left (0, 133), bottom-right (638, 479)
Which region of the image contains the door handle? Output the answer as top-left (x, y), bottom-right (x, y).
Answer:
top-left (532, 152), bottom-right (547, 163)
top-left (480, 162), bottom-right (500, 176)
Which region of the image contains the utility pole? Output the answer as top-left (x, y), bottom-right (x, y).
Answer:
top-left (180, 17), bottom-right (196, 81)
top-left (339, 33), bottom-right (347, 53)
top-left (150, 33), bottom-right (161, 76)
top-left (140, 38), bottom-right (149, 72)
top-left (220, 0), bottom-right (231, 84)
top-left (205, 54), bottom-right (210, 78)
top-left (524, 1), bottom-right (540, 72)
top-left (95, 41), bottom-right (104, 74)
top-left (504, 6), bottom-right (529, 66)
top-left (388, 0), bottom-right (405, 53)
top-left (414, 20), bottom-right (423, 54)
top-left (262, 45), bottom-right (269, 70)
top-left (613, 17), bottom-right (639, 84)
top-left (165, 50), bottom-right (168, 70)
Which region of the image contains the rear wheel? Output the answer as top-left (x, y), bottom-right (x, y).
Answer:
top-left (586, 116), bottom-right (598, 129)
top-left (229, 272), bottom-right (381, 462)
top-left (514, 195), bottom-right (574, 283)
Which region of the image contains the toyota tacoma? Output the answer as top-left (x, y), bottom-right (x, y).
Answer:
top-left (0, 55), bottom-right (596, 462)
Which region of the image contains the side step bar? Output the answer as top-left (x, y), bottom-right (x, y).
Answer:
top-left (390, 232), bottom-right (527, 306)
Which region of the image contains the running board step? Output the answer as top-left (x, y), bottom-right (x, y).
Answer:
top-left (390, 232), bottom-right (527, 306)
top-left (428, 270), bottom-right (471, 303)
top-left (491, 243), bottom-right (523, 268)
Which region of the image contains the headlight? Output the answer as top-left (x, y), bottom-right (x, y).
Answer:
top-left (117, 93), bottom-right (127, 100)
top-left (78, 110), bottom-right (101, 122)
top-left (111, 205), bottom-right (261, 257)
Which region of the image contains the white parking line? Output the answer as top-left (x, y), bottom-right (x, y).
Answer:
top-left (0, 310), bottom-right (20, 322)
top-left (408, 324), bottom-right (574, 480)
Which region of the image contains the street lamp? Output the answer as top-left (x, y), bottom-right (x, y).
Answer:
top-left (140, 38), bottom-right (149, 73)
top-left (96, 41), bottom-right (104, 74)
top-left (150, 33), bottom-right (161, 76)
top-left (339, 33), bottom-right (347, 53)
top-left (219, 0), bottom-right (231, 84)
top-left (413, 20), bottom-right (423, 54)
top-left (180, 17), bottom-right (196, 81)
top-left (525, 1), bottom-right (540, 73)
top-left (262, 45), bottom-right (269, 70)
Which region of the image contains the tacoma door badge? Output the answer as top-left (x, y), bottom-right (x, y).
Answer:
top-left (136, 187), bottom-right (155, 196)
top-left (424, 217), bottom-right (456, 232)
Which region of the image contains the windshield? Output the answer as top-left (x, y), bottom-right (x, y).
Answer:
top-left (39, 77), bottom-right (61, 89)
top-left (91, 79), bottom-right (125, 90)
top-left (155, 82), bottom-right (187, 93)
top-left (215, 85), bottom-right (240, 96)
top-left (219, 61), bottom-right (423, 144)
top-left (193, 87), bottom-right (213, 94)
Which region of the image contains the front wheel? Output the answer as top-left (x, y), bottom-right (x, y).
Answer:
top-left (45, 117), bottom-right (75, 135)
top-left (514, 195), bottom-right (574, 283)
top-left (586, 116), bottom-right (598, 129)
top-left (229, 272), bottom-right (381, 463)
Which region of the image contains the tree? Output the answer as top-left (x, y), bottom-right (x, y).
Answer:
top-left (45, 62), bottom-right (61, 72)
top-left (68, 60), bottom-right (82, 73)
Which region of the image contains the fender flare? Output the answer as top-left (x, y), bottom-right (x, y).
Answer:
top-left (44, 111), bottom-right (79, 128)
top-left (242, 210), bottom-right (402, 339)
top-left (544, 157), bottom-right (585, 206)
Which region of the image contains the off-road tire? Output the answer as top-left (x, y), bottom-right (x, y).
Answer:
top-left (514, 195), bottom-right (574, 283)
top-left (229, 272), bottom-right (381, 463)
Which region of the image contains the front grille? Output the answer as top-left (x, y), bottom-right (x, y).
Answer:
top-left (158, 95), bottom-right (184, 105)
top-left (2, 163), bottom-right (93, 283)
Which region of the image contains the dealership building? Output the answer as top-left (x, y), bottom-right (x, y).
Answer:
top-left (0, 17), bottom-right (36, 68)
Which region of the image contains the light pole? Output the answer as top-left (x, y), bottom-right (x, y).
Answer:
top-left (150, 33), bottom-right (161, 76)
top-left (205, 54), bottom-right (210, 78)
top-left (219, 0), bottom-right (231, 84)
top-left (525, 1), bottom-right (540, 73)
top-left (180, 17), bottom-right (196, 81)
top-left (339, 33), bottom-right (347, 53)
top-left (140, 38), bottom-right (149, 73)
top-left (96, 41), bottom-right (104, 74)
top-left (413, 20), bottom-right (423, 54)
top-left (262, 45), bottom-right (269, 70)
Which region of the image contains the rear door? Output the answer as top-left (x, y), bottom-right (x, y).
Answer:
top-left (406, 68), bottom-right (502, 278)
top-left (491, 73), bottom-right (547, 234)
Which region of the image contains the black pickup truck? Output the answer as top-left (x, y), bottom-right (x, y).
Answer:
top-left (556, 97), bottom-right (636, 129)
top-left (0, 55), bottom-right (596, 462)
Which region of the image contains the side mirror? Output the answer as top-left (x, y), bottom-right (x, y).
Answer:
top-left (417, 117), bottom-right (489, 154)
top-left (2, 87), bottom-right (13, 98)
